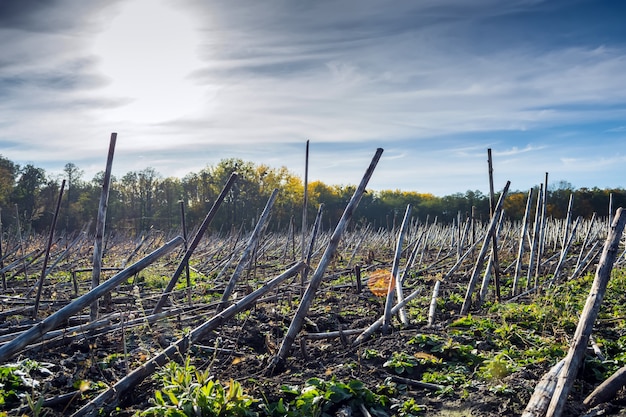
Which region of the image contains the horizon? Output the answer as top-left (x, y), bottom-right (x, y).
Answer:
top-left (1, 1), bottom-right (626, 196)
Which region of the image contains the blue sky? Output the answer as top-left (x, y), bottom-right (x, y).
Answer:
top-left (1, 0), bottom-right (625, 196)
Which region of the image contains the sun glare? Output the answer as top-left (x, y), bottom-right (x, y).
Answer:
top-left (92, 0), bottom-right (205, 124)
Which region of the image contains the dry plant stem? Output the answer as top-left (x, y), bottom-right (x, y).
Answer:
top-left (427, 280), bottom-right (441, 327)
top-left (522, 359), bottom-right (565, 417)
top-left (91, 133), bottom-right (117, 321)
top-left (302, 204), bottom-right (324, 286)
top-left (545, 207), bottom-right (626, 417)
top-left (217, 188), bottom-right (278, 312)
top-left (152, 172), bottom-right (238, 314)
top-left (535, 181), bottom-right (549, 283)
top-left (390, 374), bottom-right (445, 391)
top-left (513, 188), bottom-right (533, 295)
top-left (527, 184), bottom-right (544, 290)
top-left (72, 261), bottom-right (306, 417)
top-left (478, 209), bottom-right (505, 306)
top-left (561, 194), bottom-right (574, 250)
top-left (569, 241), bottom-right (601, 281)
top-left (354, 239), bottom-right (479, 345)
top-left (400, 229), bottom-right (426, 285)
top-left (538, 172), bottom-right (549, 270)
top-left (303, 328), bottom-right (365, 340)
top-left (576, 212), bottom-right (597, 271)
top-left (460, 180), bottom-right (510, 315)
top-left (0, 314), bottom-right (117, 344)
top-left (0, 236), bottom-right (184, 363)
top-left (550, 216), bottom-right (581, 284)
top-left (0, 249), bottom-right (40, 275)
top-left (271, 148), bottom-right (383, 369)
top-left (33, 179), bottom-right (65, 319)
top-left (383, 204), bottom-right (412, 331)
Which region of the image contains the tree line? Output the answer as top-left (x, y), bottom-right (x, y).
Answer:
top-left (0, 154), bottom-right (624, 236)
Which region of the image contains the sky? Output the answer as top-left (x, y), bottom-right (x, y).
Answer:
top-left (1, 0), bottom-right (626, 196)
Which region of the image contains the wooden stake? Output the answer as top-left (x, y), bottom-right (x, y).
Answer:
top-left (545, 208), bottom-right (626, 417)
top-left (512, 188), bottom-right (533, 295)
top-left (382, 204), bottom-right (412, 331)
top-left (527, 184), bottom-right (543, 290)
top-left (33, 179), bottom-right (65, 319)
top-left (91, 133), bottom-right (117, 321)
top-left (460, 181), bottom-right (510, 315)
top-left (301, 140), bottom-right (309, 295)
top-left (486, 148), bottom-right (502, 301)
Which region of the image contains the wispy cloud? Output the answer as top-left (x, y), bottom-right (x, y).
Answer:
top-left (0, 0), bottom-right (625, 196)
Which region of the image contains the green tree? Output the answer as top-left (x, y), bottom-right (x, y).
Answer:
top-left (0, 155), bottom-right (18, 208)
top-left (63, 162), bottom-right (84, 231)
top-left (12, 164), bottom-right (46, 233)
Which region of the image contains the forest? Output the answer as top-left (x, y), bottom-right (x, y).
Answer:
top-left (1, 154), bottom-right (625, 236)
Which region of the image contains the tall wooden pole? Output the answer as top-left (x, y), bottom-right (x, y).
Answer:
top-left (546, 208), bottom-right (626, 417)
top-left (91, 134), bottom-right (117, 320)
top-left (33, 180), bottom-right (65, 319)
top-left (487, 149), bottom-right (502, 301)
top-left (300, 140), bottom-right (309, 295)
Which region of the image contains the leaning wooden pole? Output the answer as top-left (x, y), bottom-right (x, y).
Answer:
top-left (512, 188), bottom-right (533, 295)
top-left (527, 184), bottom-right (543, 290)
top-left (0, 236), bottom-right (184, 363)
top-left (91, 133), bottom-right (116, 321)
top-left (460, 181), bottom-right (510, 316)
top-left (72, 261), bottom-right (306, 417)
top-left (584, 363), bottom-right (626, 408)
top-left (522, 359), bottom-right (566, 417)
top-left (545, 207), bottom-right (626, 417)
top-left (32, 179), bottom-right (65, 319)
top-left (153, 173), bottom-right (238, 313)
top-left (270, 148), bottom-right (383, 371)
top-left (382, 204), bottom-right (411, 331)
top-left (537, 172), bottom-right (548, 269)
